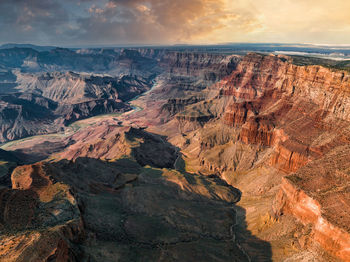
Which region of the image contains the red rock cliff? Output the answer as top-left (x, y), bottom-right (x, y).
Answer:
top-left (273, 146), bottom-right (350, 261)
top-left (215, 53), bottom-right (350, 173)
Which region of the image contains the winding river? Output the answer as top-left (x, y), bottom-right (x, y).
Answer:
top-left (0, 79), bottom-right (158, 150)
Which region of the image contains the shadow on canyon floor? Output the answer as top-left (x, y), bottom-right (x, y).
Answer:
top-left (12, 140), bottom-right (69, 163)
top-left (234, 205), bottom-right (273, 262)
top-left (0, 149), bottom-right (273, 261)
top-left (57, 157), bottom-right (273, 261)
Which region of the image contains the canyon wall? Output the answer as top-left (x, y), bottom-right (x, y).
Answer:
top-left (1, 49), bottom-right (350, 260)
top-left (215, 53), bottom-right (350, 173)
top-left (167, 53), bottom-right (350, 260)
top-left (273, 147), bottom-right (350, 261)
top-left (217, 55), bottom-right (350, 260)
top-left (0, 48), bottom-right (241, 142)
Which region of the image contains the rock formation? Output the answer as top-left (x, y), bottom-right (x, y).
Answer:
top-left (145, 52), bottom-right (350, 260)
top-left (1, 48), bottom-right (350, 261)
top-left (273, 145), bottom-right (350, 261)
top-left (0, 162), bottom-right (83, 261)
top-left (1, 126), bottom-right (247, 261)
top-left (0, 72), bottom-right (153, 142)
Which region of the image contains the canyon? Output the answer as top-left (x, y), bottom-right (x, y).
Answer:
top-left (0, 46), bottom-right (349, 261)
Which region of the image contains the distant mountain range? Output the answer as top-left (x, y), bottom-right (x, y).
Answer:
top-left (0, 43), bottom-right (57, 52)
top-left (2, 42), bottom-right (350, 56)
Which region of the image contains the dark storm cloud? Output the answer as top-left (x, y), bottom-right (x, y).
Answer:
top-left (0, 0), bottom-right (258, 45)
top-left (0, 0), bottom-right (73, 44)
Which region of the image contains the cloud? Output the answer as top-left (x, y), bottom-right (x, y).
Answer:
top-left (72, 0), bottom-right (258, 44)
top-left (0, 0), bottom-right (349, 45)
top-left (0, 0), bottom-right (73, 44)
top-left (0, 0), bottom-right (258, 45)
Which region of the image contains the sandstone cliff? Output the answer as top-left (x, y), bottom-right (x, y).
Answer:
top-left (273, 145), bottom-right (350, 261)
top-left (154, 52), bottom-right (350, 260)
top-left (214, 53), bottom-right (350, 173)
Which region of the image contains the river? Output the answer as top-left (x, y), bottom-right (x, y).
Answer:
top-left (0, 79), bottom-right (158, 150)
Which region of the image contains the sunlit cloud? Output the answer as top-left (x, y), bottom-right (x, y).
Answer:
top-left (0, 0), bottom-right (349, 45)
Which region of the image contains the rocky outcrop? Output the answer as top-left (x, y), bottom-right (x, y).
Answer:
top-left (0, 162), bottom-right (83, 261)
top-left (57, 123), bottom-right (178, 169)
top-left (224, 101), bottom-right (258, 127)
top-left (240, 116), bottom-right (275, 146)
top-left (0, 126), bottom-right (248, 261)
top-left (273, 145), bottom-right (350, 261)
top-left (269, 141), bottom-right (311, 173)
top-left (159, 51), bottom-right (240, 78)
top-left (210, 53), bottom-right (350, 173)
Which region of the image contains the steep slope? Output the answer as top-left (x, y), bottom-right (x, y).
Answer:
top-left (14, 72), bottom-right (150, 103)
top-left (273, 145), bottom-right (350, 261)
top-left (0, 162), bottom-right (83, 262)
top-left (0, 72), bottom-right (154, 142)
top-left (0, 125), bottom-right (250, 262)
top-left (154, 53), bottom-right (350, 261)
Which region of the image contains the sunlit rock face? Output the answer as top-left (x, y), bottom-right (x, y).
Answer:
top-left (273, 145), bottom-right (350, 261)
top-left (213, 53), bottom-right (350, 173)
top-left (155, 52), bottom-right (350, 260)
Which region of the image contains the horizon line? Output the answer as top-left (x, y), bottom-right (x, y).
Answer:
top-left (1, 42), bottom-right (350, 49)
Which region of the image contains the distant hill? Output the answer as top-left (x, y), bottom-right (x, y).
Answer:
top-left (0, 43), bottom-right (57, 52)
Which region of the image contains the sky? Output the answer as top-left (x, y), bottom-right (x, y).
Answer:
top-left (0, 0), bottom-right (350, 46)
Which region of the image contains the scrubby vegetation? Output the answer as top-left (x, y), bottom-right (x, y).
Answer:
top-left (291, 55), bottom-right (350, 72)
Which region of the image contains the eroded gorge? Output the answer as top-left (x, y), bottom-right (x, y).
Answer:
top-left (0, 47), bottom-right (349, 261)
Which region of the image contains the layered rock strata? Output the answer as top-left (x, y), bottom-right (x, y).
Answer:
top-left (273, 145), bottom-right (350, 261)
